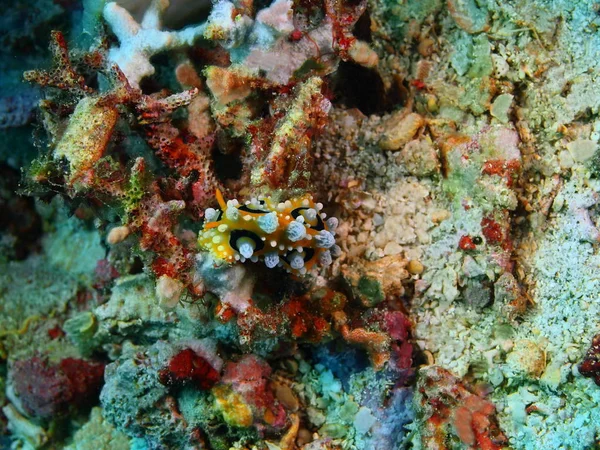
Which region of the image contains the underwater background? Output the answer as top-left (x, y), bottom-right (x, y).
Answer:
top-left (1, 0), bottom-right (600, 448)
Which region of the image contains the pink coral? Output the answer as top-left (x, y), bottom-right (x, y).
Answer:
top-left (384, 310), bottom-right (411, 341)
top-left (0, 92), bottom-right (38, 129)
top-left (417, 366), bottom-right (507, 450)
top-left (221, 355), bottom-right (287, 429)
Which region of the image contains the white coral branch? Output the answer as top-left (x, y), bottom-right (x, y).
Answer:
top-left (103, 0), bottom-right (206, 89)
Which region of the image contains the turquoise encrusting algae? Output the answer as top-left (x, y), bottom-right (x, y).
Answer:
top-left (1, 0), bottom-right (600, 448)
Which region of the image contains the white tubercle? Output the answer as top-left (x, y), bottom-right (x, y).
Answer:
top-left (225, 206), bottom-right (239, 221)
top-left (319, 250), bottom-right (332, 266)
top-left (288, 251), bottom-right (304, 270)
top-left (205, 208), bottom-right (220, 222)
top-left (326, 217), bottom-right (339, 232)
top-left (264, 252), bottom-right (280, 269)
top-left (315, 230), bottom-right (335, 248)
top-left (237, 237), bottom-right (256, 259)
top-left (286, 221), bottom-right (306, 242)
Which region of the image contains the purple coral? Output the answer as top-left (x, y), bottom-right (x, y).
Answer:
top-left (11, 356), bottom-right (105, 420)
top-left (579, 333), bottom-right (600, 386)
top-left (0, 91), bottom-right (38, 129)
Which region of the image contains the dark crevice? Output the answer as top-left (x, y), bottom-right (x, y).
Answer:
top-left (330, 61), bottom-right (404, 115)
top-left (129, 256), bottom-right (144, 275)
top-left (139, 54), bottom-right (174, 95)
top-left (212, 143), bottom-right (243, 181)
top-left (0, 164), bottom-right (42, 260)
top-left (353, 8), bottom-right (372, 42)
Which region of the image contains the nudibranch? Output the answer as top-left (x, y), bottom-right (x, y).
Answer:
top-left (198, 190), bottom-right (340, 275)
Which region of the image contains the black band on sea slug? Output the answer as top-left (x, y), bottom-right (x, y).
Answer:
top-left (229, 229), bottom-right (265, 253)
top-left (238, 205), bottom-right (270, 214)
top-left (291, 207), bottom-right (325, 231)
top-left (281, 248), bottom-right (315, 265)
top-left (303, 248), bottom-right (315, 263)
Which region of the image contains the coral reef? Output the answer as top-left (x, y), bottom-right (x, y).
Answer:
top-left (2, 0), bottom-right (600, 449)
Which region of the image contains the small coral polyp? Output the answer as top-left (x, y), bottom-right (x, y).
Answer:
top-left (198, 190), bottom-right (339, 275)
